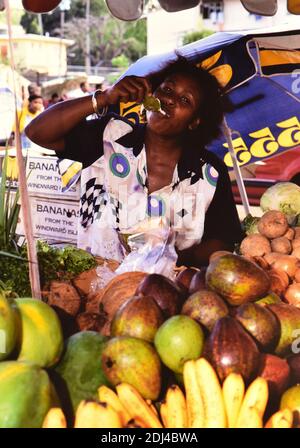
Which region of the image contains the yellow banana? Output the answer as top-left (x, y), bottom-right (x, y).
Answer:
top-left (98, 385), bottom-right (131, 426)
top-left (265, 409), bottom-right (293, 428)
top-left (222, 373), bottom-right (245, 428)
top-left (235, 407), bottom-right (263, 428)
top-left (74, 400), bottom-right (122, 428)
top-left (42, 408), bottom-right (67, 428)
top-left (237, 376), bottom-right (268, 426)
top-left (160, 401), bottom-right (169, 428)
top-left (160, 385), bottom-right (188, 428)
top-left (195, 358), bottom-right (227, 428)
top-left (125, 418), bottom-right (148, 428)
top-left (183, 360), bottom-right (205, 428)
top-left (116, 383), bottom-right (162, 428)
top-left (146, 399), bottom-right (159, 417)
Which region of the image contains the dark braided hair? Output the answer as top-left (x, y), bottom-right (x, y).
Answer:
top-left (148, 55), bottom-right (226, 148)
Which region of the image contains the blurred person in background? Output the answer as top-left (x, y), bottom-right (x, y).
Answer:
top-left (9, 94), bottom-right (44, 148)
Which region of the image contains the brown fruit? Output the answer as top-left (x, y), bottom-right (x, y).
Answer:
top-left (47, 281), bottom-right (81, 317)
top-left (181, 289), bottom-right (228, 331)
top-left (268, 268), bottom-right (289, 297)
top-left (294, 269), bottom-right (300, 283)
top-left (284, 284), bottom-right (300, 308)
top-left (257, 354), bottom-right (290, 397)
top-left (271, 237), bottom-right (292, 255)
top-left (22, 0), bottom-right (61, 13)
top-left (283, 228), bottom-right (295, 240)
top-left (76, 312), bottom-right (105, 332)
top-left (188, 269), bottom-right (207, 294)
top-left (235, 302), bottom-right (280, 351)
top-left (268, 303), bottom-right (300, 357)
top-left (292, 239), bottom-right (300, 250)
top-left (136, 274), bottom-right (184, 318)
top-left (206, 316), bottom-right (260, 383)
top-left (98, 272), bottom-right (147, 335)
top-left (240, 234), bottom-right (271, 257)
top-left (292, 247), bottom-right (300, 260)
top-left (175, 268), bottom-right (198, 293)
top-left (288, 355), bottom-right (300, 384)
top-left (209, 250), bottom-right (231, 263)
top-left (252, 256), bottom-right (269, 270)
top-left (111, 296), bottom-right (164, 342)
top-left (271, 255), bottom-right (298, 278)
top-left (72, 268), bottom-right (99, 297)
top-left (205, 254), bottom-right (271, 306)
top-left (258, 211), bottom-right (288, 239)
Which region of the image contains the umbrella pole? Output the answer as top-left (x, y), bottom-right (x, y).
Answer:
top-left (222, 117), bottom-right (251, 217)
top-left (4, 0), bottom-right (41, 299)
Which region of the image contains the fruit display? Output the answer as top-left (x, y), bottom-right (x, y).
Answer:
top-left (41, 358), bottom-right (298, 428)
top-left (2, 187), bottom-right (300, 428)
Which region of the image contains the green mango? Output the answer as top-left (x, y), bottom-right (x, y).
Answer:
top-left (13, 298), bottom-right (63, 368)
top-left (0, 294), bottom-right (17, 361)
top-left (0, 361), bottom-right (56, 428)
top-left (55, 331), bottom-right (110, 414)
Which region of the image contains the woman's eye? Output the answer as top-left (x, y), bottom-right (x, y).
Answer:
top-left (181, 97), bottom-right (190, 104)
top-left (163, 86), bottom-right (172, 93)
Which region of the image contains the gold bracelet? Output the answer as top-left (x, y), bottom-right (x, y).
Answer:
top-left (91, 89), bottom-right (108, 118)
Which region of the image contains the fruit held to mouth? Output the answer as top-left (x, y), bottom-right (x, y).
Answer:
top-left (143, 96), bottom-right (166, 115)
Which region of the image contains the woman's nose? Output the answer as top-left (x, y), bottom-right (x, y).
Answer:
top-left (164, 94), bottom-right (175, 107)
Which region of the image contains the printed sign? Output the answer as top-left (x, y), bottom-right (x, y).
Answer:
top-left (0, 155), bottom-right (80, 199)
top-left (17, 197), bottom-right (80, 244)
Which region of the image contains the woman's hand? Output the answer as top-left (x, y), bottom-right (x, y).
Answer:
top-left (101, 76), bottom-right (152, 106)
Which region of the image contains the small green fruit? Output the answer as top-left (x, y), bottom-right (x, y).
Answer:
top-left (154, 315), bottom-right (204, 374)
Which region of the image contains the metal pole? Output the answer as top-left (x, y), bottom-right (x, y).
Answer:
top-left (85, 0), bottom-right (91, 74)
top-left (222, 116), bottom-right (251, 216)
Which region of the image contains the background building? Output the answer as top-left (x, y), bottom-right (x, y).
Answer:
top-left (147, 0), bottom-right (300, 55)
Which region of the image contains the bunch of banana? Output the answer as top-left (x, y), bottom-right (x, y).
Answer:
top-left (43, 360), bottom-right (293, 429)
top-left (183, 358), bottom-right (226, 428)
top-left (160, 385), bottom-right (188, 428)
top-left (181, 358), bottom-right (270, 428)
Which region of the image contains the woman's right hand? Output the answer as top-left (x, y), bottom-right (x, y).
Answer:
top-left (101, 76), bottom-right (152, 106)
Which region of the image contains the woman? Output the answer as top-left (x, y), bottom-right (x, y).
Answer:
top-left (26, 57), bottom-right (243, 267)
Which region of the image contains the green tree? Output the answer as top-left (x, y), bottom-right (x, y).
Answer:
top-left (182, 29), bottom-right (214, 45)
top-left (20, 0), bottom-right (147, 66)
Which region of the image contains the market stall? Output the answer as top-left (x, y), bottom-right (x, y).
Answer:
top-left (1, 0), bottom-right (300, 431)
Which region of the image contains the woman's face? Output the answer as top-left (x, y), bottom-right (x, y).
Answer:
top-left (146, 72), bottom-right (203, 137)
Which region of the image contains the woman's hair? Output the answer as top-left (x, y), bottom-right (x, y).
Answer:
top-left (148, 55), bottom-right (225, 148)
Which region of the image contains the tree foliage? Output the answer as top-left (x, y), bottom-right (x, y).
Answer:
top-left (182, 29), bottom-right (214, 46)
top-left (20, 0), bottom-right (147, 66)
